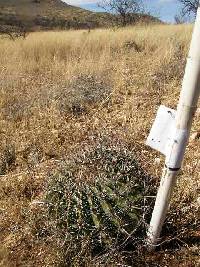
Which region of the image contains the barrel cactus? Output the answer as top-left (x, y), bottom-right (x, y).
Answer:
top-left (45, 144), bottom-right (153, 254)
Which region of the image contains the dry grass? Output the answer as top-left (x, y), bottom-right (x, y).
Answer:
top-left (0, 24), bottom-right (199, 267)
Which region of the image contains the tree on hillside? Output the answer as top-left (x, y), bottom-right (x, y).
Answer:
top-left (98, 0), bottom-right (143, 26)
top-left (174, 13), bottom-right (186, 24)
top-left (178, 0), bottom-right (199, 16)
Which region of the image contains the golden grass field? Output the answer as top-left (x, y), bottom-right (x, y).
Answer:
top-left (0, 25), bottom-right (199, 266)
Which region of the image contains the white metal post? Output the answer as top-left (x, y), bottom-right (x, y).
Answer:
top-left (147, 4), bottom-right (200, 248)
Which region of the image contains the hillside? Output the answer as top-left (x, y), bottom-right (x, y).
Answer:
top-left (0, 0), bottom-right (160, 30)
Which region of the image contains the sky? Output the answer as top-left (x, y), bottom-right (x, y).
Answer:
top-left (63, 0), bottom-right (182, 23)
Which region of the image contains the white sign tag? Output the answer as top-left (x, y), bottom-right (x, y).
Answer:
top-left (146, 105), bottom-right (176, 156)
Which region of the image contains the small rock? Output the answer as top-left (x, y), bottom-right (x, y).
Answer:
top-left (190, 131), bottom-right (200, 141)
top-left (197, 197), bottom-right (200, 206)
top-left (154, 157), bottom-right (161, 165)
top-left (196, 108), bottom-right (200, 115)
